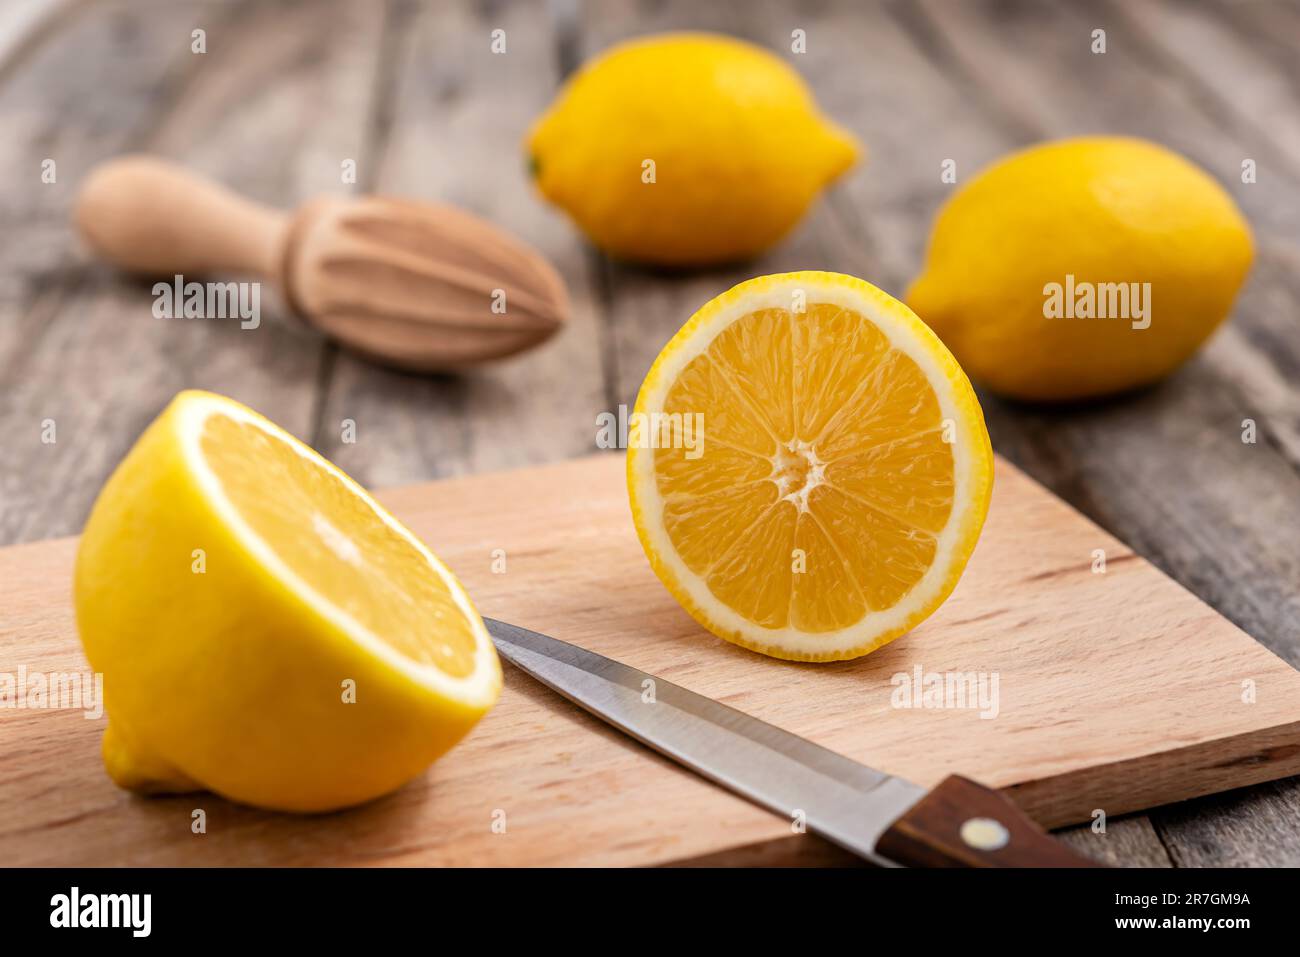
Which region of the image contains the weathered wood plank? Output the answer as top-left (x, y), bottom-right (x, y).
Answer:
top-left (1151, 779), bottom-right (1300, 868)
top-left (1056, 815), bottom-right (1174, 869)
top-left (0, 0), bottom-right (388, 546)
top-left (901, 0), bottom-right (1300, 659)
top-left (1098, 0), bottom-right (1300, 468)
top-left (1106, 0), bottom-right (1300, 205)
top-left (313, 0), bottom-right (606, 487)
top-left (0, 0), bottom-right (238, 544)
top-left (903, 0), bottom-right (1300, 868)
top-left (0, 0), bottom-right (71, 86)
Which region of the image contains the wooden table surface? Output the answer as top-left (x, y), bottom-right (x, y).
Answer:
top-left (2, 0), bottom-right (1298, 868)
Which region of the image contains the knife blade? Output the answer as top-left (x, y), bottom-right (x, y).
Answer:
top-left (485, 617), bottom-right (1100, 868)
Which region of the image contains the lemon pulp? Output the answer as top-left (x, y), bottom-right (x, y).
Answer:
top-left (201, 415), bottom-right (477, 677)
top-left (628, 272), bottom-right (992, 662)
top-left (656, 303), bottom-right (952, 632)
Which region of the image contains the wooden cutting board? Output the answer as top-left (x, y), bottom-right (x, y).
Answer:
top-left (3, 452), bottom-right (1300, 866)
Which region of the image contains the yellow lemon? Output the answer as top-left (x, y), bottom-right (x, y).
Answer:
top-left (527, 33), bottom-right (860, 266)
top-left (74, 391), bottom-right (501, 812)
top-left (627, 272), bottom-right (993, 662)
top-left (907, 136), bottom-right (1253, 401)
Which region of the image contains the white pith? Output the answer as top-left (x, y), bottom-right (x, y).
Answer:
top-left (630, 275), bottom-right (985, 657)
top-left (175, 392), bottom-right (499, 706)
top-left (770, 439), bottom-right (826, 512)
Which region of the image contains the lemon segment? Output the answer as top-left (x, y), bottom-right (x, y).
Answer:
top-left (628, 273), bottom-right (993, 661)
top-left (74, 391), bottom-right (501, 812)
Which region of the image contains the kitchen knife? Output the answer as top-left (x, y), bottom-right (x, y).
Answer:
top-left (485, 618), bottom-right (1100, 868)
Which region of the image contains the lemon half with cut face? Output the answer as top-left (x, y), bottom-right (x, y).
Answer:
top-left (74, 390), bottom-right (500, 812)
top-left (628, 272), bottom-right (993, 661)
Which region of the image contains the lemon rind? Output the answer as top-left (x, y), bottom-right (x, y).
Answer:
top-left (627, 272), bottom-right (994, 661)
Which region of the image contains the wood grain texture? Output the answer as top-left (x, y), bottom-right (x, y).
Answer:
top-left (1056, 815), bottom-right (1173, 869)
top-left (2, 0), bottom-right (1300, 867)
top-left (0, 0), bottom-right (385, 546)
top-left (2, 453), bottom-right (1300, 866)
top-left (902, 0), bottom-right (1300, 867)
top-left (313, 0), bottom-right (606, 485)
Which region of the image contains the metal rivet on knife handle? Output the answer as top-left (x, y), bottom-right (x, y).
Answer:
top-left (960, 817), bottom-right (1011, 851)
top-left (875, 775), bottom-right (1102, 868)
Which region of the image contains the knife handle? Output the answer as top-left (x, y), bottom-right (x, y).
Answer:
top-left (874, 775), bottom-right (1102, 868)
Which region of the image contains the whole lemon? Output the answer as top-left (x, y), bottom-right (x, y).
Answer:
top-left (907, 137), bottom-right (1253, 401)
top-left (527, 32), bottom-right (860, 266)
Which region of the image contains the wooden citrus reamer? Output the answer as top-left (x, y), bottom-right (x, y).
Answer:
top-left (75, 156), bottom-right (569, 371)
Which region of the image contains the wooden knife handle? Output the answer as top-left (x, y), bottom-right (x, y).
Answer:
top-left (875, 775), bottom-right (1103, 867)
top-left (75, 155), bottom-right (289, 278)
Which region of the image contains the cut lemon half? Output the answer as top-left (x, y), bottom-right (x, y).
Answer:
top-left (74, 390), bottom-right (501, 811)
top-left (627, 272), bottom-right (993, 662)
